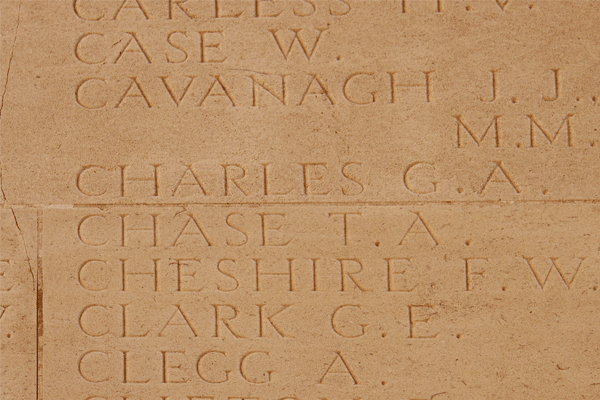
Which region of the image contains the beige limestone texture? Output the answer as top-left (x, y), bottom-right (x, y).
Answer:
top-left (2, 1), bottom-right (600, 399)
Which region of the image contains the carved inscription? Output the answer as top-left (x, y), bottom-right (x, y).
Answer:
top-left (5, 1), bottom-right (600, 400)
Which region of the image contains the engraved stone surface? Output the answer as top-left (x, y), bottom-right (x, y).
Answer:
top-left (2, 1), bottom-right (600, 399)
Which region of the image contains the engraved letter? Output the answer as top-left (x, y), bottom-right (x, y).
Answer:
top-left (318, 352), bottom-right (359, 385)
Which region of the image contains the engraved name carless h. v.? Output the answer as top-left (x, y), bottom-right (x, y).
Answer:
top-left (71, 0), bottom-right (524, 22)
top-left (73, 0), bottom-right (352, 21)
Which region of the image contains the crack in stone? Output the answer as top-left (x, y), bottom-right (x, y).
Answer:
top-left (9, 207), bottom-right (34, 289)
top-left (0, 0), bottom-right (22, 122)
top-left (0, 167), bottom-right (7, 202)
top-left (0, 4), bottom-right (28, 288)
